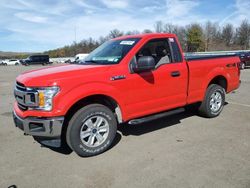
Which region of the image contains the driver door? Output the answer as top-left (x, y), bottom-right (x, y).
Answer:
top-left (125, 38), bottom-right (188, 119)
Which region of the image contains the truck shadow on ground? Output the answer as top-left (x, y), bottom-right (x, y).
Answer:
top-left (37, 103), bottom-right (229, 155)
top-left (36, 132), bottom-right (122, 156)
top-left (39, 108), bottom-right (197, 155)
top-left (118, 109), bottom-right (196, 136)
top-left (118, 102), bottom-right (229, 136)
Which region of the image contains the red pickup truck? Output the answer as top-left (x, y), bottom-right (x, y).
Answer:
top-left (13, 33), bottom-right (241, 157)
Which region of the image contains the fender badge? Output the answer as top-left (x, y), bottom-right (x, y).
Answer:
top-left (110, 75), bottom-right (126, 81)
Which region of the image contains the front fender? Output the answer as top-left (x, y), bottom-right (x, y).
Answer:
top-left (55, 82), bottom-right (125, 116)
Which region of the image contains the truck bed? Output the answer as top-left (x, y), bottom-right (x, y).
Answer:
top-left (185, 54), bottom-right (240, 104)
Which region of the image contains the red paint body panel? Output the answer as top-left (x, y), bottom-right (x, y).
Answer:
top-left (187, 56), bottom-right (240, 104)
top-left (14, 33), bottom-right (241, 122)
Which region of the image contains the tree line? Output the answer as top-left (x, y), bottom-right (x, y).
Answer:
top-left (45, 19), bottom-right (250, 57)
top-left (0, 51), bottom-right (34, 60)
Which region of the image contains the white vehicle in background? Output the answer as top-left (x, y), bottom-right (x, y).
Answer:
top-left (1, 59), bottom-right (20, 66)
top-left (73, 53), bottom-right (89, 63)
top-left (59, 57), bottom-right (74, 64)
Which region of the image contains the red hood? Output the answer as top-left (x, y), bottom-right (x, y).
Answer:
top-left (16, 64), bottom-right (110, 87)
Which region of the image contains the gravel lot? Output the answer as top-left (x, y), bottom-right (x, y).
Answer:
top-left (0, 65), bottom-right (250, 188)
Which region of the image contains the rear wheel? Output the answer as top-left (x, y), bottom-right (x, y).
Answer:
top-left (198, 84), bottom-right (225, 118)
top-left (240, 62), bottom-right (246, 70)
top-left (66, 104), bottom-right (117, 157)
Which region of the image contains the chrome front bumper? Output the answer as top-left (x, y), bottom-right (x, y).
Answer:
top-left (13, 111), bottom-right (64, 138)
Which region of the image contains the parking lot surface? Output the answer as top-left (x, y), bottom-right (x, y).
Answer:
top-left (0, 65), bottom-right (250, 188)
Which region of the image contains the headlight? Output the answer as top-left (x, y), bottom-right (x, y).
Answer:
top-left (36, 86), bottom-right (59, 111)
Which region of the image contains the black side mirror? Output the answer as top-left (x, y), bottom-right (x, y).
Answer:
top-left (132, 56), bottom-right (155, 73)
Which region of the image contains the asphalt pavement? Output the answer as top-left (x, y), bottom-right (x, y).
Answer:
top-left (0, 65), bottom-right (249, 188)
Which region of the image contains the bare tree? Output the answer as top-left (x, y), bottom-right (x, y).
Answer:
top-left (142, 29), bottom-right (153, 33)
top-left (174, 26), bottom-right (187, 51)
top-left (109, 29), bottom-right (124, 39)
top-left (154, 21), bottom-right (163, 33)
top-left (236, 19), bottom-right (250, 49)
top-left (98, 36), bottom-right (109, 44)
top-left (125, 30), bottom-right (140, 35)
top-left (221, 24), bottom-right (234, 47)
top-left (203, 21), bottom-right (219, 51)
top-left (163, 23), bottom-right (187, 51)
top-left (163, 23), bottom-right (175, 33)
top-left (45, 19), bottom-right (250, 58)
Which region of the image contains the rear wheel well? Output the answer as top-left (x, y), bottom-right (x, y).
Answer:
top-left (207, 76), bottom-right (227, 91)
top-left (61, 95), bottom-right (121, 144)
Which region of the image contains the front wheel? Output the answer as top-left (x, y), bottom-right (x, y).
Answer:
top-left (66, 104), bottom-right (117, 157)
top-left (198, 84), bottom-right (225, 118)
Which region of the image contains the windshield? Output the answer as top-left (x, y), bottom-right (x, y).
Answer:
top-left (81, 38), bottom-right (140, 65)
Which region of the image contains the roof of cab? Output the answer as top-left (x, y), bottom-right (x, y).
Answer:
top-left (113, 33), bottom-right (176, 40)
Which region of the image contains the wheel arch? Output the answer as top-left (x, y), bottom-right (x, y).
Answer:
top-left (207, 75), bottom-right (228, 92)
top-left (64, 94), bottom-right (123, 124)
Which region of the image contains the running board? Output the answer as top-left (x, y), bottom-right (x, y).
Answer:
top-left (128, 108), bottom-right (185, 125)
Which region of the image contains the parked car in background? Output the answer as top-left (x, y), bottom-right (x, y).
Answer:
top-left (0, 60), bottom-right (5, 65)
top-left (59, 58), bottom-right (72, 64)
top-left (236, 52), bottom-right (250, 69)
top-left (1, 59), bottom-right (20, 65)
top-left (63, 59), bottom-right (72, 64)
top-left (20, 55), bottom-right (51, 66)
top-left (70, 53), bottom-right (89, 64)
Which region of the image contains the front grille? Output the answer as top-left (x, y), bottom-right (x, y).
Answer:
top-left (14, 82), bottom-right (38, 111)
top-left (16, 82), bottom-right (26, 91)
top-left (18, 103), bottom-right (28, 111)
top-left (15, 82), bottom-right (28, 111)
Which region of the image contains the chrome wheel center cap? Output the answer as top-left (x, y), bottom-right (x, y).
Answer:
top-left (92, 128), bottom-right (97, 134)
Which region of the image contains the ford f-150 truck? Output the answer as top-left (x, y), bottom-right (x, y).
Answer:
top-left (13, 33), bottom-right (241, 157)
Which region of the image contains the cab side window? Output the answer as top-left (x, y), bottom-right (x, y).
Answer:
top-left (136, 39), bottom-right (172, 68)
top-left (169, 38), bottom-right (183, 62)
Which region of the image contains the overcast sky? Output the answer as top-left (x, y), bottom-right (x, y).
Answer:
top-left (0, 0), bottom-right (249, 52)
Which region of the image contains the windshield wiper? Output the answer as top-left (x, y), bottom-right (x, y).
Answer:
top-left (83, 60), bottom-right (100, 64)
top-left (81, 60), bottom-right (115, 65)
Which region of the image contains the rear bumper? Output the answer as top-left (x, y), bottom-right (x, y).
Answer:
top-left (13, 111), bottom-right (64, 138)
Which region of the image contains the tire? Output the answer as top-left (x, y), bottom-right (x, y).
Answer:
top-left (198, 84), bottom-right (225, 118)
top-left (240, 62), bottom-right (245, 70)
top-left (15, 63), bottom-right (19, 66)
top-left (66, 104), bottom-right (117, 157)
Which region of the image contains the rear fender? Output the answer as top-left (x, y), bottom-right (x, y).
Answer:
top-left (202, 67), bottom-right (229, 97)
